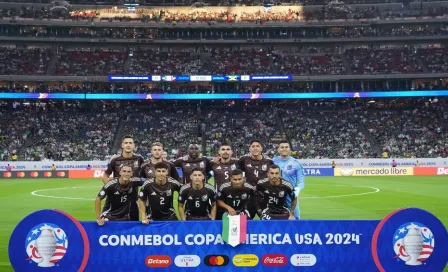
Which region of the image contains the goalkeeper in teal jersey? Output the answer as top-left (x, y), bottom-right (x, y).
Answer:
top-left (273, 140), bottom-right (305, 219)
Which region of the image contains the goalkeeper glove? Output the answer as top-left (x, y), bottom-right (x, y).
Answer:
top-left (294, 187), bottom-right (301, 197)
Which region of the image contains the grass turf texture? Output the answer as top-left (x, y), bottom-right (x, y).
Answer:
top-left (1, 176), bottom-right (447, 271)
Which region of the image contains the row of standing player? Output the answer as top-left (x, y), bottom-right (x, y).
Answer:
top-left (95, 136), bottom-right (305, 224)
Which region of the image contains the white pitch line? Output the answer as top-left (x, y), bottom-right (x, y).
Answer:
top-left (301, 185), bottom-right (380, 199)
top-left (30, 184), bottom-right (380, 201)
top-left (31, 186), bottom-right (98, 201)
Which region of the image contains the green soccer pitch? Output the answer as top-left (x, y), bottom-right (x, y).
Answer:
top-left (1, 176), bottom-right (447, 271)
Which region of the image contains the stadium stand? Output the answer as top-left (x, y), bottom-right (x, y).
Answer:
top-left (0, 0), bottom-right (447, 161)
top-left (123, 107), bottom-right (200, 159)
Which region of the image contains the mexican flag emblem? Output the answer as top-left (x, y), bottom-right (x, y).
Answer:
top-left (222, 214), bottom-right (247, 247)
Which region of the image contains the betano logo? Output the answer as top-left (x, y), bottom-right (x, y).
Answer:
top-left (145, 255), bottom-right (171, 268)
top-left (232, 254), bottom-right (259, 267)
top-left (203, 255), bottom-right (229, 266)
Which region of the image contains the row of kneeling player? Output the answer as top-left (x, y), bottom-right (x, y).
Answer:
top-left (95, 162), bottom-right (297, 226)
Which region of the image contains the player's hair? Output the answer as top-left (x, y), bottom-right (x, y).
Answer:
top-left (249, 139), bottom-right (262, 147)
top-left (119, 163), bottom-right (133, 171)
top-left (152, 142), bottom-right (164, 149)
top-left (220, 142), bottom-right (231, 149)
top-left (122, 135), bottom-right (134, 142)
top-left (268, 164), bottom-right (280, 171)
top-left (188, 143), bottom-right (200, 149)
top-left (190, 168), bottom-right (204, 175)
top-left (278, 140), bottom-right (290, 146)
top-left (154, 162), bottom-right (169, 170)
top-left (231, 169), bottom-right (243, 176)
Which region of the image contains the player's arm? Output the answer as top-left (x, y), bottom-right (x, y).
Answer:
top-left (138, 198), bottom-right (148, 225)
top-left (169, 162), bottom-right (180, 180)
top-left (238, 157), bottom-right (246, 172)
top-left (178, 186), bottom-right (187, 221)
top-left (102, 160), bottom-right (114, 184)
top-left (95, 187), bottom-right (108, 226)
top-left (210, 188), bottom-right (217, 220)
top-left (178, 202), bottom-right (186, 221)
top-left (255, 183), bottom-right (263, 217)
top-left (210, 201), bottom-right (217, 220)
top-left (289, 198), bottom-right (297, 220)
top-left (295, 161), bottom-right (305, 195)
top-left (138, 186), bottom-right (149, 224)
top-left (217, 189), bottom-right (236, 215)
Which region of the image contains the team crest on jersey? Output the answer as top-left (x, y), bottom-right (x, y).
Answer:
top-left (231, 164), bottom-right (236, 170)
top-left (202, 195), bottom-right (208, 201)
top-left (25, 223), bottom-right (68, 267)
top-left (199, 162), bottom-right (205, 168)
top-left (166, 189), bottom-right (172, 196)
top-left (279, 191), bottom-right (285, 197)
top-left (287, 164), bottom-right (293, 170)
top-left (134, 161), bottom-right (139, 168)
top-left (241, 193), bottom-right (247, 200)
top-left (262, 165), bottom-right (267, 171)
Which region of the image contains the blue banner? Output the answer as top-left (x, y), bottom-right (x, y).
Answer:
top-left (0, 93), bottom-right (85, 99)
top-left (8, 208), bottom-right (448, 271)
top-left (303, 168), bottom-right (334, 176)
top-left (107, 75), bottom-right (292, 82)
top-left (1, 91), bottom-right (448, 100)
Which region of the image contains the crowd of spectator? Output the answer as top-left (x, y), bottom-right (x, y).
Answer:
top-left (204, 48), bottom-right (271, 75)
top-left (0, 104), bottom-right (119, 161)
top-left (123, 107), bottom-right (200, 159)
top-left (345, 47), bottom-right (422, 74)
top-left (54, 48), bottom-right (126, 76)
top-left (418, 48), bottom-right (448, 73)
top-left (1, 5), bottom-right (448, 23)
top-left (204, 107), bottom-right (283, 157)
top-left (0, 45), bottom-right (445, 76)
top-left (23, 108), bottom-right (119, 161)
top-left (1, 100), bottom-right (447, 161)
top-left (280, 108), bottom-right (372, 159)
top-left (361, 100), bottom-right (448, 158)
top-left (272, 50), bottom-right (347, 75)
top-left (129, 48), bottom-right (202, 75)
top-left (0, 47), bottom-right (50, 75)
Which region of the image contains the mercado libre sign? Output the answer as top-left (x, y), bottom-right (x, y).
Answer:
top-left (8, 208), bottom-right (448, 271)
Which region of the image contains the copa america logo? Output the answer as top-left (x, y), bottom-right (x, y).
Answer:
top-left (25, 223), bottom-right (68, 268)
top-left (393, 222), bottom-right (434, 266)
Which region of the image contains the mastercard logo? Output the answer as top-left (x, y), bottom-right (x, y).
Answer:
top-left (204, 255), bottom-right (229, 266)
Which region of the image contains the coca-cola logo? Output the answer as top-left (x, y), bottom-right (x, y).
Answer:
top-left (262, 254), bottom-right (287, 266)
